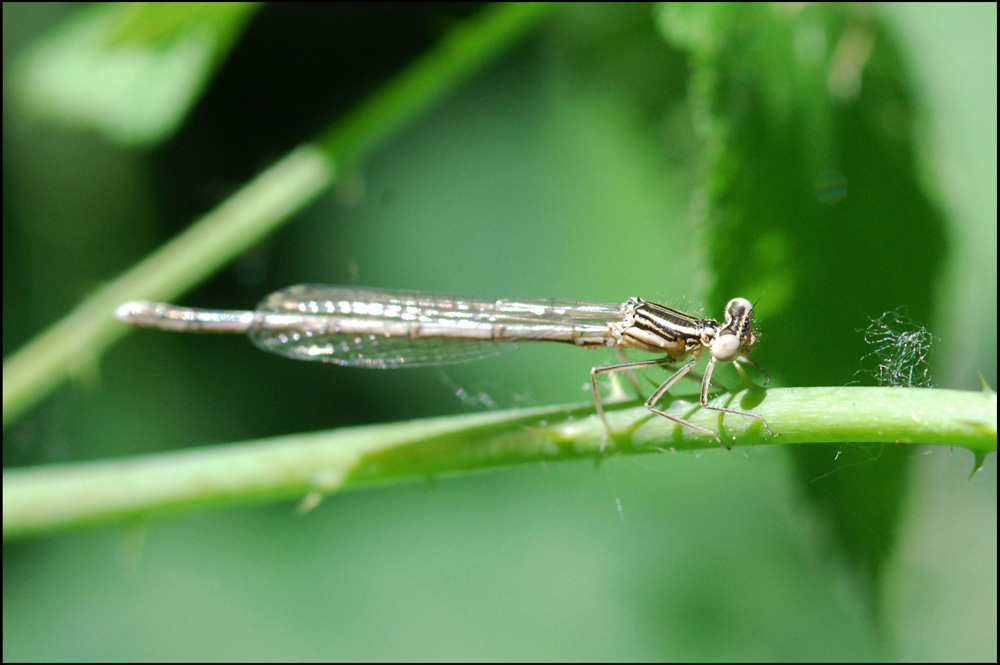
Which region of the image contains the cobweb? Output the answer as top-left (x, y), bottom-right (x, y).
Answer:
top-left (858, 307), bottom-right (934, 387)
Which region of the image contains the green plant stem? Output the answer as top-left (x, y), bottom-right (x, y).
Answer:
top-left (3, 386), bottom-right (994, 540)
top-left (2, 2), bottom-right (558, 430)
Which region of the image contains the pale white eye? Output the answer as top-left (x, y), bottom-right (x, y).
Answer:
top-left (711, 333), bottom-right (741, 362)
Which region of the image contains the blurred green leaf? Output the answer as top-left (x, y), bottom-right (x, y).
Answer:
top-left (656, 2), bottom-right (948, 614)
top-left (11, 2), bottom-right (262, 145)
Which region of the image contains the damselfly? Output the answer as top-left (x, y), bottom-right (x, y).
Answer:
top-left (116, 285), bottom-right (777, 443)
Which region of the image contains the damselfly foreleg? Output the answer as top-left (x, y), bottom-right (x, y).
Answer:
top-left (697, 355), bottom-right (777, 442)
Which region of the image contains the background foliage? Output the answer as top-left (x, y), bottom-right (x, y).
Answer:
top-left (4, 3), bottom-right (996, 660)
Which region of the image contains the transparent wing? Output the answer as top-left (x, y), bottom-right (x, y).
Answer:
top-left (248, 285), bottom-right (623, 368)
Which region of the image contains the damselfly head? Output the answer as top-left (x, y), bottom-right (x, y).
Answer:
top-left (720, 297), bottom-right (757, 356)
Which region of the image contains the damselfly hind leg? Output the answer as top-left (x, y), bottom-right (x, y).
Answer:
top-left (591, 356), bottom-right (674, 452)
top-left (612, 349), bottom-right (646, 401)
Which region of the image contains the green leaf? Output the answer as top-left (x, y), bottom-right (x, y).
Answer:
top-left (11, 2), bottom-right (263, 145)
top-left (655, 1), bottom-right (949, 614)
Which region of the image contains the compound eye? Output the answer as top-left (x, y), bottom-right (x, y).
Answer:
top-left (725, 298), bottom-right (753, 323)
top-left (712, 333), bottom-right (741, 362)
